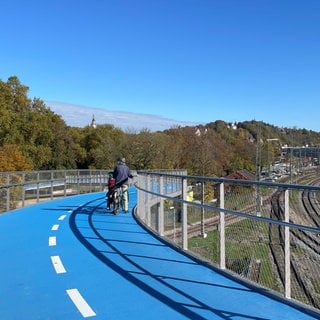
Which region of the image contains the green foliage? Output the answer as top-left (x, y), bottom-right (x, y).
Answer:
top-left (2, 76), bottom-right (320, 174)
top-left (0, 76), bottom-right (78, 170)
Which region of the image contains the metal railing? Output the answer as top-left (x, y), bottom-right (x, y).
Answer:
top-left (0, 170), bottom-right (111, 212)
top-left (2, 168), bottom-right (320, 314)
top-left (135, 169), bottom-right (320, 313)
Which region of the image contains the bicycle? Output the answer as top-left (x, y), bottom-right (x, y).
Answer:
top-left (111, 185), bottom-right (129, 214)
top-left (111, 186), bottom-right (122, 214)
top-left (106, 187), bottom-right (120, 214)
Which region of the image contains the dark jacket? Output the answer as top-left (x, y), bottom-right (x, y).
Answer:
top-left (113, 163), bottom-right (133, 187)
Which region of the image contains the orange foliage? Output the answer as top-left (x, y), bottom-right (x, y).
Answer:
top-left (0, 144), bottom-right (33, 172)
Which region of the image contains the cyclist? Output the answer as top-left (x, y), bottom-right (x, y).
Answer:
top-left (113, 157), bottom-right (133, 213)
top-left (105, 172), bottom-right (116, 210)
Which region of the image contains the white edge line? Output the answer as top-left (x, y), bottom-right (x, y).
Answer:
top-left (66, 288), bottom-right (96, 318)
top-left (51, 255), bottom-right (66, 274)
top-left (48, 236), bottom-right (56, 246)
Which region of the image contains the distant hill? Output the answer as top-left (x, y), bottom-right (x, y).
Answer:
top-left (45, 101), bottom-right (199, 132)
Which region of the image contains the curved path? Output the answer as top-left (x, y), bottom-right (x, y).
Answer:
top-left (0, 189), bottom-right (319, 319)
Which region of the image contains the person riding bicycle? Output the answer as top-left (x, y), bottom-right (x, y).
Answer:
top-left (113, 157), bottom-right (133, 213)
top-left (106, 172), bottom-right (116, 210)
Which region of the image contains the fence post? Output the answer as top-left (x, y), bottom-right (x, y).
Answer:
top-left (284, 189), bottom-right (291, 299)
top-left (146, 174), bottom-right (151, 227)
top-left (137, 174), bottom-right (147, 223)
top-left (76, 170), bottom-right (79, 194)
top-left (219, 182), bottom-right (226, 269)
top-left (64, 171), bottom-right (67, 197)
top-left (99, 169), bottom-right (103, 190)
top-left (136, 175), bottom-right (142, 220)
top-left (182, 177), bottom-right (188, 250)
top-left (36, 172), bottom-right (40, 203)
top-left (6, 174), bottom-right (10, 212)
top-left (22, 173), bottom-right (25, 207)
top-left (200, 181), bottom-right (206, 237)
top-left (50, 171), bottom-right (54, 200)
top-left (158, 175), bottom-right (164, 236)
top-left (89, 169), bottom-right (92, 192)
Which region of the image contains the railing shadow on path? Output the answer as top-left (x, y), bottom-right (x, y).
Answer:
top-left (67, 196), bottom-right (270, 320)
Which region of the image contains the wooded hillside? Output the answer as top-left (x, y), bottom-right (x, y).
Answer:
top-left (1, 76), bottom-right (320, 176)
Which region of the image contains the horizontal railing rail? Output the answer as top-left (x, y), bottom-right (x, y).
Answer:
top-left (0, 169), bottom-right (112, 212)
top-left (2, 168), bottom-right (320, 314)
top-left (135, 169), bottom-right (320, 313)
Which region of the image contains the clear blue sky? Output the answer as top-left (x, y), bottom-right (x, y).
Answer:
top-left (1, 0), bottom-right (320, 131)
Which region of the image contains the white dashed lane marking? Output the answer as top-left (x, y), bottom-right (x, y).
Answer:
top-left (51, 224), bottom-right (59, 231)
top-left (51, 255), bottom-right (66, 274)
top-left (50, 210), bottom-right (96, 317)
top-left (48, 236), bottom-right (56, 246)
top-left (66, 289), bottom-right (96, 318)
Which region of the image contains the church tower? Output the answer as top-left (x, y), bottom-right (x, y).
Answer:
top-left (91, 114), bottom-right (97, 129)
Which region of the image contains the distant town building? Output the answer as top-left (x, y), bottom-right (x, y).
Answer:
top-left (227, 122), bottom-right (237, 130)
top-left (195, 127), bottom-right (208, 136)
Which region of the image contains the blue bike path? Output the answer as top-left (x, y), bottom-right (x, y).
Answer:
top-left (0, 188), bottom-right (319, 319)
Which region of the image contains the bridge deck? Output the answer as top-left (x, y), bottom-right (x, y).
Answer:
top-left (0, 189), bottom-right (319, 319)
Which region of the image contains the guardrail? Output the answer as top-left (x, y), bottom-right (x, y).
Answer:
top-left (0, 170), bottom-right (111, 212)
top-left (135, 169), bottom-right (320, 313)
top-left (2, 168), bottom-right (320, 313)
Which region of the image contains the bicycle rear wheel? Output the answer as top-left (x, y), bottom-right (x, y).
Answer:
top-left (113, 191), bottom-right (120, 214)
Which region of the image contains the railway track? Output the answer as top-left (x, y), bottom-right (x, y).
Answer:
top-left (165, 213), bottom-right (242, 240)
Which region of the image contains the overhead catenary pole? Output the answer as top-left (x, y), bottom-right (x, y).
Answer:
top-left (255, 122), bottom-right (262, 216)
top-left (266, 138), bottom-right (279, 178)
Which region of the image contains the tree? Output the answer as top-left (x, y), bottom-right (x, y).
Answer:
top-left (2, 76), bottom-right (320, 174)
top-left (0, 144), bottom-right (33, 172)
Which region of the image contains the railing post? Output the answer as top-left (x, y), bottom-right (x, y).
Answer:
top-left (137, 174), bottom-right (147, 223)
top-left (200, 181), bottom-right (206, 237)
top-left (77, 170), bottom-right (80, 194)
top-left (146, 175), bottom-right (151, 227)
top-left (22, 173), bottom-right (25, 207)
top-left (50, 171), bottom-right (54, 200)
top-left (99, 169), bottom-right (103, 190)
top-left (284, 189), bottom-right (291, 299)
top-left (182, 177), bottom-right (188, 250)
top-left (158, 175), bottom-right (164, 236)
top-left (36, 172), bottom-right (40, 203)
top-left (136, 175), bottom-right (142, 220)
top-left (64, 171), bottom-right (67, 197)
top-left (89, 169), bottom-right (92, 192)
top-left (219, 182), bottom-right (226, 269)
top-left (6, 174), bottom-right (10, 212)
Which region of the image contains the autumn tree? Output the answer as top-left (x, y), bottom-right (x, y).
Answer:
top-left (122, 130), bottom-right (169, 169)
top-left (76, 124), bottom-right (126, 169)
top-left (2, 76), bottom-right (320, 175)
top-left (0, 76), bottom-right (77, 169)
top-left (0, 144), bottom-right (33, 172)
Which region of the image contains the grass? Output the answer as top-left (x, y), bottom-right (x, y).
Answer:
top-left (188, 218), bottom-right (281, 291)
